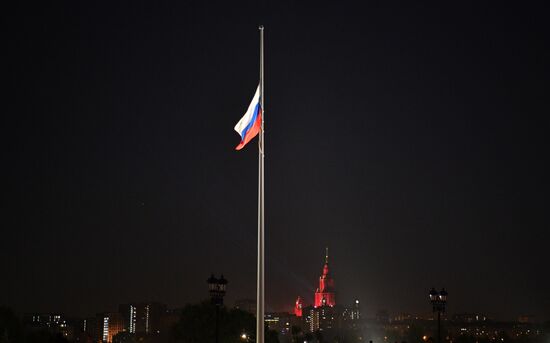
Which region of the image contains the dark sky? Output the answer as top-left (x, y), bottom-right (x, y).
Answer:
top-left (3, 1), bottom-right (549, 321)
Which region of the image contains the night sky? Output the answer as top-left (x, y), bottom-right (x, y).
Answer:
top-left (3, 1), bottom-right (549, 321)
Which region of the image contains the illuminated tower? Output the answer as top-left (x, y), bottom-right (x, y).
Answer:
top-left (314, 248), bottom-right (335, 307)
top-left (294, 296), bottom-right (303, 317)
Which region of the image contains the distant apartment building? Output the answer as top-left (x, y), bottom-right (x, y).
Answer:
top-left (98, 312), bottom-right (124, 343)
top-left (118, 302), bottom-right (167, 335)
top-left (265, 312), bottom-right (293, 336)
top-left (23, 313), bottom-right (73, 339)
top-left (83, 317), bottom-right (99, 342)
top-left (303, 304), bottom-right (342, 333)
top-left (452, 313), bottom-right (489, 323)
top-left (24, 313), bottom-right (63, 328)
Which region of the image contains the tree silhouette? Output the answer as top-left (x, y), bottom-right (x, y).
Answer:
top-left (25, 331), bottom-right (68, 343)
top-left (0, 307), bottom-right (23, 343)
top-left (172, 301), bottom-right (278, 343)
top-left (291, 325), bottom-right (302, 343)
top-left (406, 324), bottom-right (424, 343)
top-left (314, 330), bottom-right (323, 343)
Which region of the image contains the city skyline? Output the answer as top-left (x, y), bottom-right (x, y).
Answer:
top-left (14, 297), bottom-right (547, 343)
top-left (3, 248), bottom-right (545, 322)
top-left (3, 0), bottom-right (549, 324)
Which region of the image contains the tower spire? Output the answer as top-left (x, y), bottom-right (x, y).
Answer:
top-left (315, 247), bottom-right (336, 307)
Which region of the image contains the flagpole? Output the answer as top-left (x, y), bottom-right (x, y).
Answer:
top-left (256, 24), bottom-right (265, 343)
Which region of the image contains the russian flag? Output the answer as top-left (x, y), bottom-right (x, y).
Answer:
top-left (234, 86), bottom-right (262, 150)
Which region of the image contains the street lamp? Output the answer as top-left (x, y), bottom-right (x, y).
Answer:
top-left (429, 287), bottom-right (448, 343)
top-left (208, 274), bottom-right (228, 343)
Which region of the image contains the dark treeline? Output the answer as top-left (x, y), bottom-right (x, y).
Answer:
top-left (1, 304), bottom-right (279, 343)
top-left (171, 301), bottom-right (279, 343)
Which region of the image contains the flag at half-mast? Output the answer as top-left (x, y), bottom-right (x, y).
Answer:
top-left (234, 85), bottom-right (261, 150)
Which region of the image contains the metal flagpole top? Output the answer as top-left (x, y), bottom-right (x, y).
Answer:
top-left (259, 25), bottom-right (264, 30)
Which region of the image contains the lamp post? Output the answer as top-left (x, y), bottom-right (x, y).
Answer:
top-left (429, 288), bottom-right (447, 343)
top-left (208, 274), bottom-right (228, 343)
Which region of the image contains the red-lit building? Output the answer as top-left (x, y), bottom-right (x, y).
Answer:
top-left (294, 297), bottom-right (303, 317)
top-left (292, 249), bottom-right (364, 334)
top-left (294, 248), bottom-right (336, 318)
top-left (314, 248), bottom-right (336, 308)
